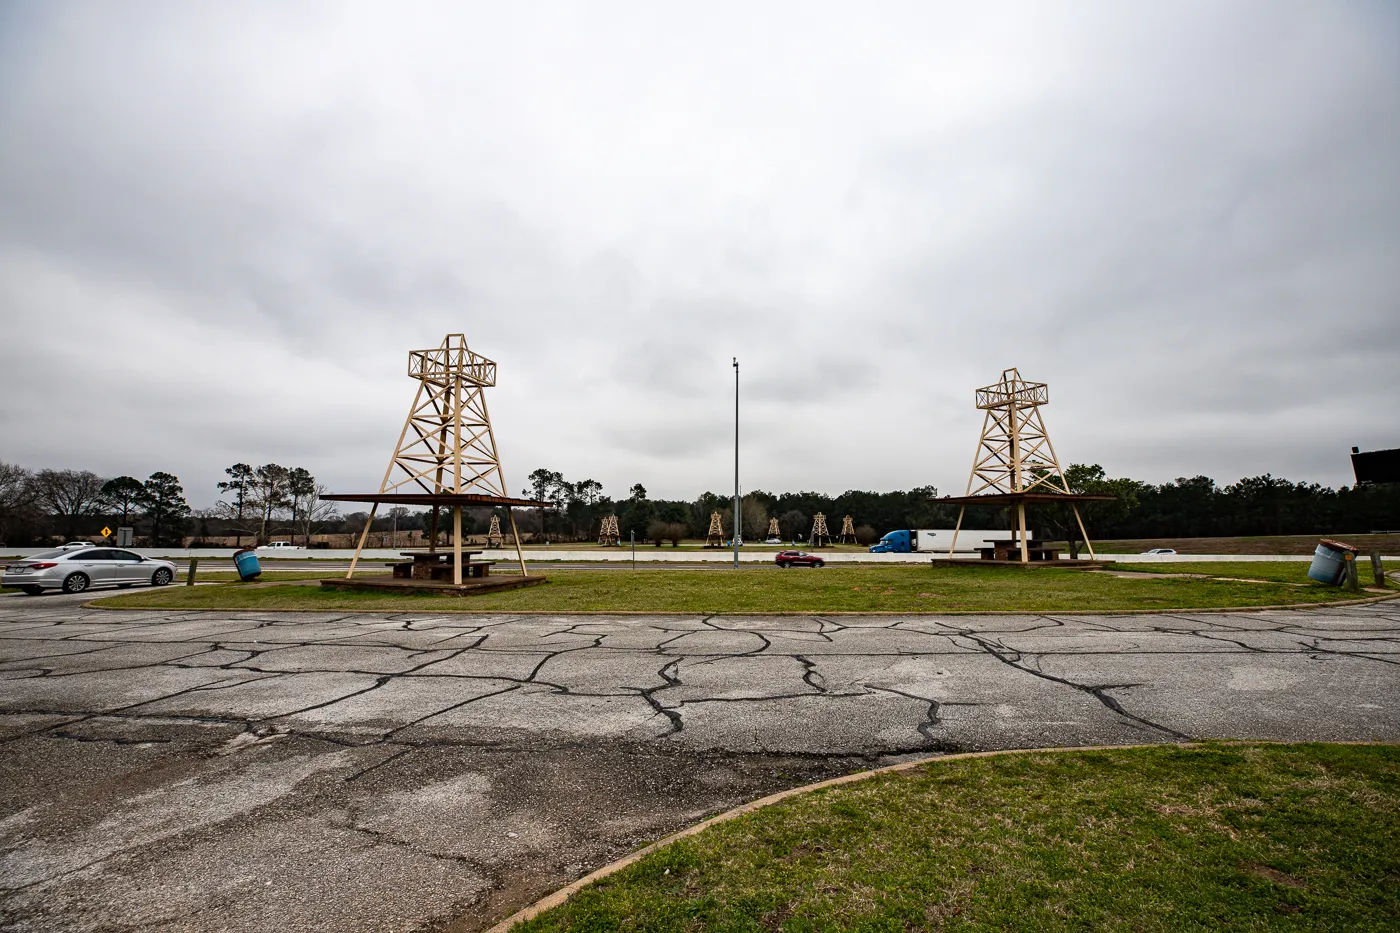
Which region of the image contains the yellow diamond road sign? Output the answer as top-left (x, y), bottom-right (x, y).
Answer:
top-left (101, 527), bottom-right (113, 537)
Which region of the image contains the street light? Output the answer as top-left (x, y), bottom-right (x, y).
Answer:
top-left (733, 357), bottom-right (740, 569)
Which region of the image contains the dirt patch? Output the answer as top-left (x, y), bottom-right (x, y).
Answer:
top-left (1240, 860), bottom-right (1307, 889)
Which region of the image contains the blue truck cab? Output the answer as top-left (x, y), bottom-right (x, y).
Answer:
top-left (869, 530), bottom-right (914, 553)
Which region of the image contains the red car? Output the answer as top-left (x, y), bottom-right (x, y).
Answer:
top-left (775, 550), bottom-right (825, 568)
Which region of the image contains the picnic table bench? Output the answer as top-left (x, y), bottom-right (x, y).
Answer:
top-left (385, 550), bottom-right (496, 581)
top-left (977, 539), bottom-right (1061, 562)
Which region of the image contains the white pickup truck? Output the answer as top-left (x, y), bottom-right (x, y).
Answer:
top-left (256, 541), bottom-right (303, 551)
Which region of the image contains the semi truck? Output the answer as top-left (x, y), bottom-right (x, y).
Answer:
top-left (868, 529), bottom-right (1032, 554)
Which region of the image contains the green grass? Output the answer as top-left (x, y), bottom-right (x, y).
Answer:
top-left (191, 570), bottom-right (344, 583)
top-left (518, 742), bottom-right (1400, 932)
top-left (89, 564), bottom-right (1389, 613)
top-left (1112, 560), bottom-right (1399, 586)
top-left (1060, 534), bottom-right (1400, 556)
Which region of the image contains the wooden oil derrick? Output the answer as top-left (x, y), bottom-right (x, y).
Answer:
top-left (326, 333), bottom-right (550, 583)
top-left (837, 514), bottom-right (856, 544)
top-left (810, 512), bottom-right (832, 547)
top-left (706, 511), bottom-right (725, 547)
top-left (766, 517), bottom-right (780, 540)
top-left (486, 513), bottom-right (504, 548)
top-left (598, 514), bottom-right (620, 546)
top-left (941, 367), bottom-right (1111, 562)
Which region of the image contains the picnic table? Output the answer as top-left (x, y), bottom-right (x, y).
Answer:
top-left (977, 539), bottom-right (1060, 562)
top-left (387, 550), bottom-right (496, 581)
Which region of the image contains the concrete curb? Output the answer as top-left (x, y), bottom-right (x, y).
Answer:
top-left (83, 589), bottom-right (1400, 614)
top-left (480, 741), bottom-right (1400, 932)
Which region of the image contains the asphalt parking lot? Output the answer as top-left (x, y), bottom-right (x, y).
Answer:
top-left (1, 593), bottom-right (1397, 932)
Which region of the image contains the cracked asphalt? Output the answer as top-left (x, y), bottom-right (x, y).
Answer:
top-left (1, 593), bottom-right (1397, 932)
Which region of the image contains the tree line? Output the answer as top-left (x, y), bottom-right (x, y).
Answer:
top-left (510, 465), bottom-right (1400, 546)
top-left (3, 458), bottom-right (1395, 548)
top-left (0, 463), bottom-right (193, 546)
top-left (0, 461), bottom-right (342, 547)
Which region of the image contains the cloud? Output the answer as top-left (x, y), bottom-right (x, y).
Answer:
top-left (1, 1), bottom-right (1396, 505)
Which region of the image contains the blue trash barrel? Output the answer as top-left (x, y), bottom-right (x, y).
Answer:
top-left (1306, 543), bottom-right (1345, 585)
top-left (233, 548), bottom-right (262, 581)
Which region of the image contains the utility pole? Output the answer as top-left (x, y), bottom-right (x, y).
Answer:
top-left (733, 357), bottom-right (740, 570)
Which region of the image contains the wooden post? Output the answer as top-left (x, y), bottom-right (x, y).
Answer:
top-left (1070, 503), bottom-right (1096, 561)
top-left (948, 505), bottom-right (967, 558)
top-left (186, 557), bottom-right (198, 586)
top-left (453, 506), bottom-right (463, 585)
top-left (1017, 501), bottom-right (1029, 563)
top-left (507, 506), bottom-right (527, 577)
top-left (346, 502), bottom-right (379, 579)
top-left (1371, 549), bottom-right (1385, 587)
top-left (1344, 553), bottom-right (1359, 593)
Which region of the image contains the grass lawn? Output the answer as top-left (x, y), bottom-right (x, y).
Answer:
top-left (1058, 533), bottom-right (1400, 556)
top-left (518, 742), bottom-right (1400, 932)
top-left (191, 570), bottom-right (346, 583)
top-left (89, 564), bottom-right (1389, 613)
top-left (1108, 560), bottom-right (1399, 586)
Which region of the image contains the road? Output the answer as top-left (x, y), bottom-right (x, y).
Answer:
top-left (1, 596), bottom-right (1396, 932)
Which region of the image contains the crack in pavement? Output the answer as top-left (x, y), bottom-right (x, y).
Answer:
top-left (946, 626), bottom-right (1194, 741)
top-left (3, 602), bottom-right (1397, 933)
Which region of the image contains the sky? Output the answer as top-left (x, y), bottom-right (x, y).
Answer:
top-left (1, 1), bottom-right (1397, 508)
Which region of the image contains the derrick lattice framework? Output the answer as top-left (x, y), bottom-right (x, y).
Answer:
top-left (810, 512), bottom-right (831, 547)
top-left (766, 517), bottom-right (780, 539)
top-left (344, 333), bottom-right (530, 580)
top-left (706, 511), bottom-right (725, 547)
top-left (967, 368), bottom-right (1071, 497)
top-left (388, 335), bottom-right (509, 499)
top-left (837, 514), bottom-right (856, 544)
top-left (486, 514), bottom-right (504, 548)
top-left (946, 367), bottom-right (1098, 562)
top-left (598, 514), bottom-right (620, 546)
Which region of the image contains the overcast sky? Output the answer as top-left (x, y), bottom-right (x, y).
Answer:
top-left (1, 1), bottom-right (1396, 507)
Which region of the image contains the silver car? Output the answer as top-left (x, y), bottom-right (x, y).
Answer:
top-left (3, 548), bottom-right (177, 596)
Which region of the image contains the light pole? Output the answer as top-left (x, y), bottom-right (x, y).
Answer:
top-left (733, 357), bottom-right (739, 569)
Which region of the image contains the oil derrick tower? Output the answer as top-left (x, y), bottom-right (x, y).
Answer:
top-left (598, 514), bottom-right (620, 546)
top-left (837, 514), bottom-right (856, 544)
top-left (324, 333), bottom-right (551, 582)
top-left (766, 517), bottom-right (780, 540)
top-left (810, 512), bottom-right (832, 547)
top-left (706, 511), bottom-right (725, 547)
top-left (486, 514), bottom-right (504, 548)
top-left (940, 367), bottom-right (1112, 562)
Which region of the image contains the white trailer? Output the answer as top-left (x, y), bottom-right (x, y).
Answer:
top-left (913, 529), bottom-right (1033, 552)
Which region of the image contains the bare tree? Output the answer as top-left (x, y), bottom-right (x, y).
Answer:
top-left (210, 499), bottom-right (261, 544)
top-left (296, 484), bottom-right (341, 547)
top-left (740, 494), bottom-right (769, 542)
top-left (0, 462), bottom-right (37, 544)
top-left (35, 469), bottom-right (106, 539)
top-left (386, 505), bottom-right (411, 549)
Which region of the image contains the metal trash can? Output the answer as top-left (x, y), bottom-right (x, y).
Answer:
top-left (233, 547), bottom-right (262, 582)
top-left (1307, 539), bottom-right (1357, 585)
